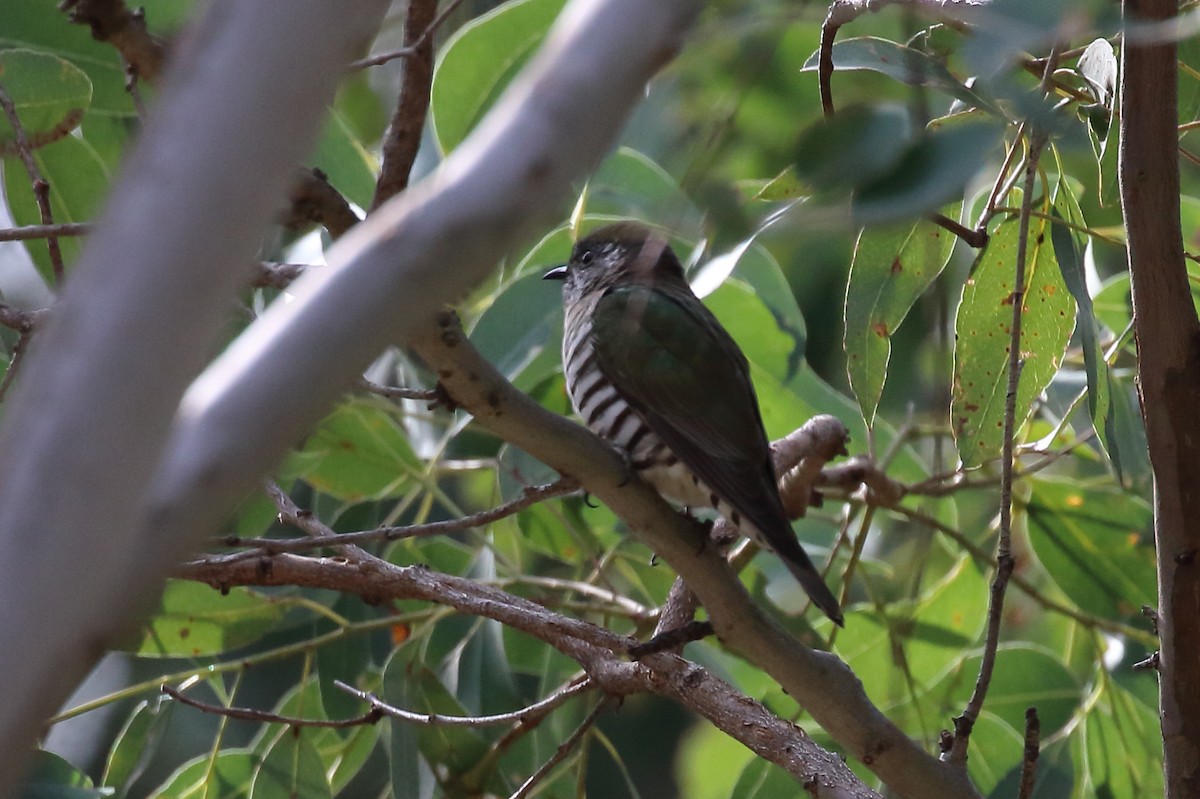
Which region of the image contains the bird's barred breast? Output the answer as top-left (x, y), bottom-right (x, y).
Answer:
top-left (563, 315), bottom-right (749, 535)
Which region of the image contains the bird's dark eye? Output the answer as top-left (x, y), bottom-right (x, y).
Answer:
top-left (578, 249), bottom-right (595, 267)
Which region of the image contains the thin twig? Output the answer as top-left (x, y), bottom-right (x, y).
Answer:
top-left (0, 222), bottom-right (91, 242)
top-left (162, 683), bottom-right (382, 728)
top-left (509, 696), bottom-right (613, 799)
top-left (0, 83), bottom-right (65, 284)
top-left (280, 168), bottom-right (361, 239)
top-left (358, 377), bottom-right (440, 402)
top-left (371, 0), bottom-right (440, 209)
top-left (893, 504), bottom-right (1156, 645)
top-left (0, 303), bottom-right (48, 334)
top-left (350, 0), bottom-right (467, 70)
top-left (215, 478), bottom-right (579, 557)
top-left (975, 124), bottom-right (1027, 233)
top-left (1017, 707), bottom-right (1041, 799)
top-left (0, 333), bottom-right (33, 405)
top-left (947, 45), bottom-right (1059, 764)
top-left (252, 261), bottom-right (309, 290)
top-left (335, 677), bottom-right (594, 727)
top-left (929, 211), bottom-right (989, 248)
top-left (61, 0), bottom-right (166, 82)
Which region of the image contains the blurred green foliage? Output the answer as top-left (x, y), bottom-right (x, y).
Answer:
top-left (3, 0), bottom-right (1189, 796)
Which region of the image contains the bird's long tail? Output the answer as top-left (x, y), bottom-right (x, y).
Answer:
top-left (779, 546), bottom-right (844, 627)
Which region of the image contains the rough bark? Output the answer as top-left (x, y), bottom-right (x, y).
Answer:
top-left (1119, 0), bottom-right (1200, 794)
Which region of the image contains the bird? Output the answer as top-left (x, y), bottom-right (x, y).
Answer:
top-left (544, 221), bottom-right (843, 626)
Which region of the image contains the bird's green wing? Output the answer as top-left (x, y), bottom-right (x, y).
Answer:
top-left (592, 282), bottom-right (845, 625)
top-left (590, 283), bottom-right (781, 508)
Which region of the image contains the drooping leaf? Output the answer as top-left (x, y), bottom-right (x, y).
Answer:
top-left (802, 37), bottom-right (1000, 114)
top-left (0, 49), bottom-right (91, 149)
top-left (151, 750), bottom-right (257, 799)
top-left (250, 733), bottom-right (331, 799)
top-left (845, 207), bottom-right (960, 424)
top-left (430, 0), bottom-right (567, 154)
top-left (131, 580), bottom-right (284, 657)
top-left (1049, 183), bottom-right (1125, 479)
top-left (287, 399), bottom-right (423, 502)
top-left (1026, 478), bottom-right (1155, 621)
top-left (952, 198), bottom-right (1077, 467)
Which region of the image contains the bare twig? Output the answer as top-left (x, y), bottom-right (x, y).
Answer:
top-left (176, 552), bottom-right (877, 797)
top-left (510, 696), bottom-right (613, 799)
top-left (60, 0), bottom-right (166, 82)
top-left (351, 0), bottom-right (467, 69)
top-left (358, 377), bottom-right (440, 402)
top-left (818, 0), bottom-right (990, 116)
top-left (335, 677), bottom-right (594, 727)
top-left (215, 478), bottom-right (578, 558)
top-left (163, 683), bottom-right (381, 728)
top-left (1017, 707), bottom-right (1040, 799)
top-left (371, 0), bottom-right (439, 209)
top-left (252, 261), bottom-right (310, 290)
top-left (0, 333), bottom-right (33, 405)
top-left (946, 44), bottom-right (1059, 765)
top-left (0, 223), bottom-right (91, 243)
top-left (280, 168), bottom-right (361, 239)
top-left (0, 84), bottom-right (66, 284)
top-left (0, 304), bottom-right (48, 334)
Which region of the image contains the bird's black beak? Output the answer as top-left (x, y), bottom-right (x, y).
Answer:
top-left (543, 264), bottom-right (568, 281)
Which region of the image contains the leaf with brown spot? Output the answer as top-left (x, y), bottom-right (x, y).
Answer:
top-left (845, 205), bottom-right (961, 425)
top-left (951, 189), bottom-right (1076, 467)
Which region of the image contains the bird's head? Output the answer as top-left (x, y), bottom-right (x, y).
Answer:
top-left (543, 222), bottom-right (686, 302)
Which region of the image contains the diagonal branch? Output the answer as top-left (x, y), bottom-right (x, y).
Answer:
top-left (407, 313), bottom-right (982, 799)
top-left (179, 551), bottom-right (876, 798)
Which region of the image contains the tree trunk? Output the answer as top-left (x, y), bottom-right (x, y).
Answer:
top-left (1119, 0), bottom-right (1200, 793)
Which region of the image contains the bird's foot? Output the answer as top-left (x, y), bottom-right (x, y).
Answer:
top-left (628, 620), bottom-right (714, 659)
top-left (616, 450), bottom-right (637, 488)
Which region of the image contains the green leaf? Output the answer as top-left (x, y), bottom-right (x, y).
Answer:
top-left (470, 271), bottom-right (563, 391)
top-left (1049, 186), bottom-right (1125, 479)
top-left (19, 751), bottom-right (103, 799)
top-left (905, 554), bottom-right (989, 684)
top-left (3, 121), bottom-right (110, 282)
top-left (131, 580), bottom-right (284, 657)
top-left (934, 645), bottom-right (1083, 741)
top-left (383, 647), bottom-right (491, 795)
top-left (584, 148), bottom-right (704, 237)
top-left (845, 208), bottom-right (959, 424)
top-left (310, 106), bottom-right (378, 211)
top-left (102, 697), bottom-right (174, 789)
top-left (1025, 478), bottom-right (1155, 621)
top-left (952, 203), bottom-right (1077, 467)
top-left (430, 0), bottom-right (567, 154)
top-left (1081, 679), bottom-right (1163, 798)
top-left (750, 165), bottom-right (808, 201)
top-left (794, 104), bottom-right (912, 193)
top-left (151, 750), bottom-right (256, 799)
top-left (965, 713), bottom-right (1025, 796)
top-left (675, 722), bottom-right (755, 799)
top-left (250, 734), bottom-right (331, 799)
top-left (801, 37), bottom-right (1000, 114)
top-left (289, 399), bottom-right (422, 502)
top-left (0, 49), bottom-right (91, 148)
top-left (853, 121), bottom-right (999, 224)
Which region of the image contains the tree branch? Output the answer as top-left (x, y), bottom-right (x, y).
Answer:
top-left (0, 0), bottom-right (391, 788)
top-left (407, 313), bottom-right (981, 799)
top-left (179, 552), bottom-right (876, 797)
top-left (371, 0), bottom-right (439, 209)
top-left (1120, 0), bottom-right (1200, 790)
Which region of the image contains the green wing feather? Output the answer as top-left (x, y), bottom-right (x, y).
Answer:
top-left (590, 282), bottom-right (783, 526)
top-left (590, 282), bottom-right (844, 625)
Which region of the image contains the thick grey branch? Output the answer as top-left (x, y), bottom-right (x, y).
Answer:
top-left (0, 0), bottom-right (389, 788)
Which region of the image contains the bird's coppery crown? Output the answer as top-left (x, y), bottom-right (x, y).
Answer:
top-left (570, 222), bottom-right (684, 283)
